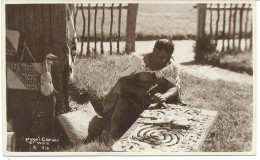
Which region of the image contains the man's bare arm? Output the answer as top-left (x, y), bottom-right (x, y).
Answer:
top-left (152, 75), bottom-right (178, 102)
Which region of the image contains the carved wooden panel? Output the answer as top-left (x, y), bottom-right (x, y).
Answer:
top-left (113, 104), bottom-right (217, 152)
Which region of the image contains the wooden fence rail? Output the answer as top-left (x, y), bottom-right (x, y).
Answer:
top-left (110, 4), bottom-right (114, 55)
top-left (101, 4), bottom-right (105, 54)
top-left (238, 4), bottom-right (245, 51)
top-left (75, 4), bottom-right (137, 56)
top-left (80, 4), bottom-right (85, 57)
top-left (222, 4), bottom-right (226, 51)
top-left (197, 3), bottom-right (253, 52)
top-left (94, 4), bottom-right (97, 54)
top-left (215, 4), bottom-right (220, 41)
top-left (232, 4), bottom-right (238, 49)
top-left (117, 4), bottom-right (122, 54)
top-left (227, 4), bottom-right (232, 50)
top-left (87, 4), bottom-right (91, 56)
top-left (245, 4), bottom-right (251, 50)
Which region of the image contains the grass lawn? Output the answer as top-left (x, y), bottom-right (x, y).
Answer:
top-left (220, 50), bottom-right (253, 75)
top-left (181, 68), bottom-right (253, 152)
top-left (65, 54), bottom-right (253, 152)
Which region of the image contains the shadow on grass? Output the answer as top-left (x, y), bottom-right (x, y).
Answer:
top-left (180, 60), bottom-right (201, 66)
top-left (181, 59), bottom-right (253, 75)
top-left (68, 82), bottom-right (104, 115)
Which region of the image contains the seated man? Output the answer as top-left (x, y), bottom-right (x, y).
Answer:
top-left (99, 39), bottom-right (186, 140)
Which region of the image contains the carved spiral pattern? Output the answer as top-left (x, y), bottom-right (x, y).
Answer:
top-left (130, 125), bottom-right (183, 147)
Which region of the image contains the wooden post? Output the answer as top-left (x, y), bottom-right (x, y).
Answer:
top-left (110, 3), bottom-right (114, 55)
top-left (101, 4), bottom-right (105, 54)
top-left (227, 4), bottom-right (232, 50)
top-left (94, 4), bottom-right (98, 54)
top-left (80, 4), bottom-right (86, 57)
top-left (51, 4), bottom-right (69, 120)
top-left (117, 3), bottom-right (122, 54)
top-left (215, 4), bottom-right (220, 41)
top-left (222, 4), bottom-right (226, 51)
top-left (87, 4), bottom-right (91, 56)
top-left (6, 4), bottom-right (68, 151)
top-left (125, 4), bottom-right (139, 53)
top-left (245, 4), bottom-right (251, 50)
top-left (239, 4), bottom-right (245, 51)
top-left (197, 4), bottom-right (207, 39)
top-left (209, 4), bottom-right (213, 37)
top-left (233, 4), bottom-right (238, 49)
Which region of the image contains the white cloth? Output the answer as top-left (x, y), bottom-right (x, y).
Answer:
top-left (121, 54), bottom-right (151, 77)
top-left (40, 61), bottom-right (54, 96)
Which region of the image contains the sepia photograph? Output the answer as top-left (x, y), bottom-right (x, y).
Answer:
top-left (1, 0), bottom-right (256, 156)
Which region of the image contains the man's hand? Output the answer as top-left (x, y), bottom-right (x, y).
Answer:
top-left (152, 93), bottom-right (167, 103)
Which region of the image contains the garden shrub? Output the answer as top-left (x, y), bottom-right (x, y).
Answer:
top-left (194, 35), bottom-right (252, 75)
top-left (193, 35), bottom-right (218, 64)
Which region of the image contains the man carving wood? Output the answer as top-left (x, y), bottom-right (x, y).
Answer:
top-left (94, 39), bottom-right (186, 141)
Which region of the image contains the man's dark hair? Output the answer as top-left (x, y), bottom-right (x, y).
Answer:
top-left (154, 39), bottom-right (174, 54)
